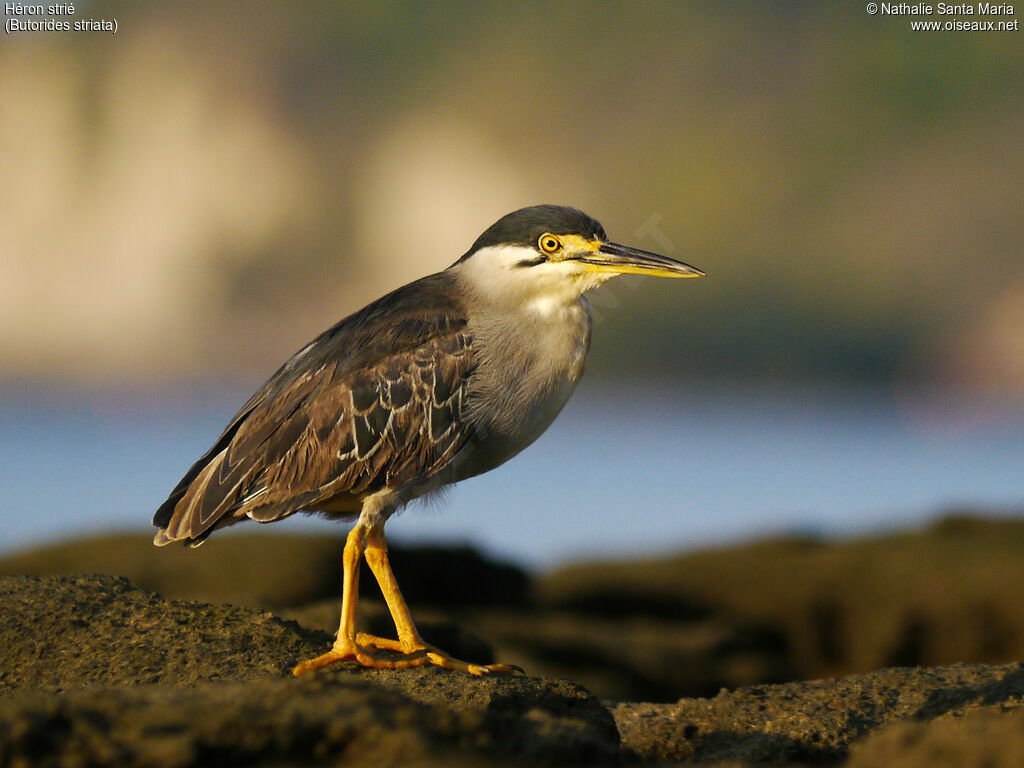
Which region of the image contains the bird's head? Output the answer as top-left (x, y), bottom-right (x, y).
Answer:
top-left (452, 205), bottom-right (704, 310)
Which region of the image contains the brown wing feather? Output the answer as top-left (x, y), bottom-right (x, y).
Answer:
top-left (153, 273), bottom-right (475, 546)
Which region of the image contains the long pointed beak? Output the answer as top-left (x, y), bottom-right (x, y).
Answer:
top-left (577, 242), bottom-right (706, 279)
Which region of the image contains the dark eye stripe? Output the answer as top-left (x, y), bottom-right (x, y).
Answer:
top-left (515, 256), bottom-right (547, 268)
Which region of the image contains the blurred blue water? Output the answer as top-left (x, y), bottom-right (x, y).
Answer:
top-left (2, 380), bottom-right (1022, 568)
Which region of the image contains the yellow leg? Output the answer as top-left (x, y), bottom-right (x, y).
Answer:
top-left (362, 525), bottom-right (424, 648)
top-left (292, 521), bottom-right (439, 674)
top-left (292, 521), bottom-right (522, 676)
top-left (292, 523), bottom-right (368, 675)
top-left (362, 525), bottom-right (521, 675)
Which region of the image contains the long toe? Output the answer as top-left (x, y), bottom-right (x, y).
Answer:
top-left (423, 650), bottom-right (524, 676)
top-left (292, 647), bottom-right (354, 676)
top-left (355, 632), bottom-right (405, 652)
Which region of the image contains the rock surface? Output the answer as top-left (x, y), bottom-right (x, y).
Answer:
top-left (614, 662), bottom-right (1024, 763)
top-left (0, 575), bottom-right (618, 767)
top-left (3, 516), bottom-right (1024, 766)
top-left (0, 574), bottom-right (325, 692)
top-left (6, 514), bottom-right (1023, 703)
top-left (847, 707), bottom-right (1024, 768)
top-left (541, 513), bottom-right (1024, 690)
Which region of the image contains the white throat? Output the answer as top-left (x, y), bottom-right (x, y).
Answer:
top-left (451, 244), bottom-right (611, 316)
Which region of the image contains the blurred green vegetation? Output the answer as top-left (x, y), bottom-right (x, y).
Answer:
top-left (3, 1), bottom-right (1022, 393)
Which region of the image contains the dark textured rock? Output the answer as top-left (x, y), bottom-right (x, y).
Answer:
top-left (541, 514), bottom-right (1024, 688)
top-left (0, 575), bottom-right (620, 767)
top-left (848, 707), bottom-right (1024, 768)
top-left (0, 532), bottom-right (788, 701)
top-left (0, 674), bottom-right (620, 768)
top-left (0, 680), bottom-right (476, 768)
top-left (15, 517), bottom-right (1024, 704)
top-left (0, 574), bottom-right (329, 693)
top-left (613, 662), bottom-right (1024, 763)
top-left (332, 666), bottom-right (621, 764)
top-left (5, 523), bottom-right (1024, 766)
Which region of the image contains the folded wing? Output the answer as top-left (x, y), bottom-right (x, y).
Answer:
top-left (153, 274), bottom-right (475, 546)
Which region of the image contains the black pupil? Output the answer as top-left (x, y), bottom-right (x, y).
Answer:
top-left (544, 238), bottom-right (557, 250)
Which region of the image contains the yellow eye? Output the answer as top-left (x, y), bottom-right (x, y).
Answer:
top-left (538, 234), bottom-right (562, 254)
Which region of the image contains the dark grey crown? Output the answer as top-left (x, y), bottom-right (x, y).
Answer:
top-left (460, 205), bottom-right (607, 261)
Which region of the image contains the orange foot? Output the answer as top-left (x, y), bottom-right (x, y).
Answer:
top-left (292, 633), bottom-right (523, 677)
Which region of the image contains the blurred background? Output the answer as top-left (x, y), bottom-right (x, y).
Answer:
top-left (2, 1), bottom-right (1023, 567)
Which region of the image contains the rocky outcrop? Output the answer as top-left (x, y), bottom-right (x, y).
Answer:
top-left (3, 573), bottom-right (1023, 766)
